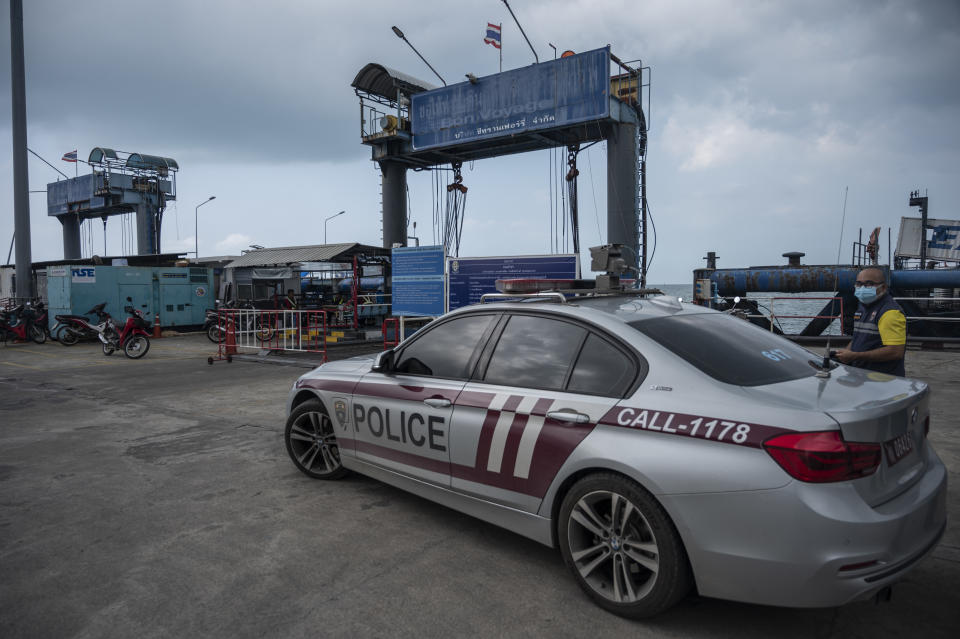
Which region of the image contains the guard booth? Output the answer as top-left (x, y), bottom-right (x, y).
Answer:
top-left (47, 265), bottom-right (214, 329)
top-left (223, 243), bottom-right (391, 328)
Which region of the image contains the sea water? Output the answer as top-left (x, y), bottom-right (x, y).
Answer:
top-left (650, 284), bottom-right (843, 336)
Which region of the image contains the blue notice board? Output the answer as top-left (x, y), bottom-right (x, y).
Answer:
top-left (392, 246), bottom-right (446, 316)
top-left (448, 254), bottom-right (578, 310)
top-left (411, 47), bottom-right (610, 151)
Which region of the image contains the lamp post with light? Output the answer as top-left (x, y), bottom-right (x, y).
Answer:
top-left (325, 210), bottom-right (345, 244)
top-left (195, 196), bottom-right (216, 259)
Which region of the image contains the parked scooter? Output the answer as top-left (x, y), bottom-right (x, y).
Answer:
top-left (100, 298), bottom-right (152, 358)
top-left (204, 300), bottom-right (274, 343)
top-left (204, 299), bottom-right (234, 343)
top-left (33, 300), bottom-right (50, 341)
top-left (0, 302), bottom-right (46, 344)
top-left (51, 306), bottom-right (101, 345)
top-left (54, 303), bottom-right (112, 346)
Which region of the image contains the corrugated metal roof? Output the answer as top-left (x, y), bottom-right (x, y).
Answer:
top-left (351, 63), bottom-right (435, 101)
top-left (224, 243), bottom-right (388, 269)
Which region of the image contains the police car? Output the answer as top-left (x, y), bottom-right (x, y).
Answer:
top-left (284, 288), bottom-right (946, 618)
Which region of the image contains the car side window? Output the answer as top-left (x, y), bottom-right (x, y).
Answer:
top-left (483, 315), bottom-right (587, 391)
top-left (393, 314), bottom-right (494, 379)
top-left (567, 333), bottom-right (635, 397)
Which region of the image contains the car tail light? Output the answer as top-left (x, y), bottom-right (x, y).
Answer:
top-left (763, 431), bottom-right (881, 483)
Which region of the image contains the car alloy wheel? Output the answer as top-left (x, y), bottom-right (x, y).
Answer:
top-left (285, 399), bottom-right (347, 480)
top-left (559, 473), bottom-right (690, 618)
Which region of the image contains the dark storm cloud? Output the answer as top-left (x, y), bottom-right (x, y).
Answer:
top-left (2, 1), bottom-right (959, 279)
top-left (1, 1), bottom-right (434, 162)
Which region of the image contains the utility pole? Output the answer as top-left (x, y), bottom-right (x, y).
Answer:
top-left (10, 0), bottom-right (33, 299)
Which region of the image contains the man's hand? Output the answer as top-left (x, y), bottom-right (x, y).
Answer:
top-left (832, 344), bottom-right (905, 365)
top-left (833, 348), bottom-right (857, 364)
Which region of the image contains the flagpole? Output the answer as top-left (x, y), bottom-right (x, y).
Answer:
top-left (499, 23), bottom-right (502, 72)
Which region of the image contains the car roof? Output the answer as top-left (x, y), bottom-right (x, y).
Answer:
top-left (449, 293), bottom-right (716, 325)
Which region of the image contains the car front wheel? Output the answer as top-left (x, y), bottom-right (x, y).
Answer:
top-left (558, 473), bottom-right (691, 618)
top-left (285, 398), bottom-right (347, 479)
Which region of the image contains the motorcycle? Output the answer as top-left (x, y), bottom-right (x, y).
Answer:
top-left (32, 300), bottom-right (50, 341)
top-left (204, 300), bottom-right (274, 343)
top-left (56, 302), bottom-right (112, 345)
top-left (53, 306), bottom-right (105, 346)
top-left (100, 298), bottom-right (152, 359)
top-left (204, 299), bottom-right (233, 343)
top-left (0, 302), bottom-right (46, 344)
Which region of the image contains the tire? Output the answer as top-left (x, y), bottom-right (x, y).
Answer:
top-left (29, 324), bottom-right (46, 344)
top-left (102, 341), bottom-right (115, 356)
top-left (284, 398), bottom-right (348, 480)
top-left (206, 322), bottom-right (224, 343)
top-left (123, 334), bottom-right (150, 359)
top-left (557, 473), bottom-right (691, 618)
top-left (59, 327), bottom-right (80, 346)
top-left (254, 318), bottom-right (275, 342)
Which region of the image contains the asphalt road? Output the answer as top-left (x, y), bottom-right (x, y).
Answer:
top-left (1, 335), bottom-right (958, 637)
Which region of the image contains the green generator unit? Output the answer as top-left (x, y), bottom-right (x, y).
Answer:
top-left (46, 265), bottom-right (215, 330)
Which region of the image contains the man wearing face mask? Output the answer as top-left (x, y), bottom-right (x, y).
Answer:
top-left (834, 266), bottom-right (907, 376)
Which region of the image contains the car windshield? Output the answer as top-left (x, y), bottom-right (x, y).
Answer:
top-left (628, 313), bottom-right (819, 386)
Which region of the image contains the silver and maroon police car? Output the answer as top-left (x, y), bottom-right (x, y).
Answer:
top-left (284, 293), bottom-right (946, 618)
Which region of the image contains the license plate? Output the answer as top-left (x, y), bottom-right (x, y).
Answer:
top-left (884, 432), bottom-right (914, 466)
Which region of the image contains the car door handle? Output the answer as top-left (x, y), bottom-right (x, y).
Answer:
top-left (547, 410), bottom-right (591, 424)
top-left (423, 397), bottom-right (452, 408)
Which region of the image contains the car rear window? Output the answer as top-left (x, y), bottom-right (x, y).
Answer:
top-left (629, 313), bottom-right (818, 386)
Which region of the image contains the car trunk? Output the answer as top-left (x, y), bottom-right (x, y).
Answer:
top-left (738, 367), bottom-right (931, 506)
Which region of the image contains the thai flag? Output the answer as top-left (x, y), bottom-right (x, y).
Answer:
top-left (484, 23), bottom-right (501, 49)
top-left (61, 150), bottom-right (78, 162)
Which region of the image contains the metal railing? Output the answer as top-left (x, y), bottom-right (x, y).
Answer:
top-left (736, 296), bottom-right (845, 334)
top-left (738, 295), bottom-right (960, 334)
top-left (768, 296), bottom-right (844, 331)
top-left (214, 309), bottom-right (328, 362)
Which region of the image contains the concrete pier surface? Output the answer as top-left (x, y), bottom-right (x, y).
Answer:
top-left (1, 336), bottom-right (957, 638)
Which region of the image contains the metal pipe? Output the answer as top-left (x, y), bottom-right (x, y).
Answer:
top-left (711, 267), bottom-right (861, 295)
top-left (501, 0), bottom-right (539, 64)
top-left (890, 269), bottom-right (960, 289)
top-left (391, 26), bottom-right (447, 86)
top-left (10, 0), bottom-right (33, 299)
top-left (27, 147), bottom-right (69, 179)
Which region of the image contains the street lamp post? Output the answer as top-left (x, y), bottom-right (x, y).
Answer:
top-left (325, 210), bottom-right (345, 244)
top-left (194, 196), bottom-right (216, 259)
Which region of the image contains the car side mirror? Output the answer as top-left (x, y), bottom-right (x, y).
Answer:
top-left (371, 349), bottom-right (395, 373)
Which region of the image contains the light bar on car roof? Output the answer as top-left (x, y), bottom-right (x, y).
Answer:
top-left (494, 279), bottom-right (578, 294)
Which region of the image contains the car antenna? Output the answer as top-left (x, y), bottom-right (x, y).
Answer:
top-left (818, 186), bottom-right (849, 378)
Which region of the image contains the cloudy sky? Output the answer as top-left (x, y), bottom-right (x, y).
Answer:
top-left (2, 0), bottom-right (958, 283)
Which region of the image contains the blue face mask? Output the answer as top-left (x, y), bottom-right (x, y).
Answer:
top-left (855, 286), bottom-right (880, 304)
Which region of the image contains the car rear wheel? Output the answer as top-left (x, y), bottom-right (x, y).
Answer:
top-left (285, 398), bottom-right (347, 479)
top-left (558, 473), bottom-right (691, 618)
